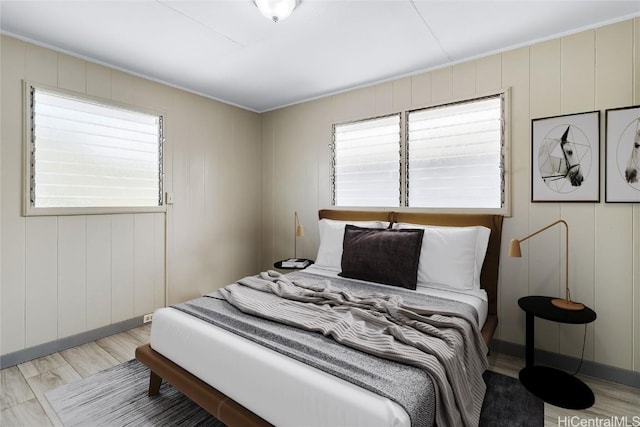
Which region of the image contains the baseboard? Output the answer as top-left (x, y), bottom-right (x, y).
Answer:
top-left (491, 339), bottom-right (640, 389)
top-left (0, 316), bottom-right (146, 369)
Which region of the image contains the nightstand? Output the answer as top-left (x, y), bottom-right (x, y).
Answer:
top-left (273, 258), bottom-right (314, 270)
top-left (517, 295), bottom-right (596, 409)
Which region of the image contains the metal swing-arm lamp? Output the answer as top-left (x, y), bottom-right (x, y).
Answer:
top-left (509, 220), bottom-right (584, 311)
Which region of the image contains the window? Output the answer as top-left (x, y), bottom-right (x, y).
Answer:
top-left (332, 114), bottom-right (401, 207)
top-left (407, 95), bottom-right (504, 209)
top-left (331, 92), bottom-right (508, 213)
top-left (25, 83), bottom-right (164, 215)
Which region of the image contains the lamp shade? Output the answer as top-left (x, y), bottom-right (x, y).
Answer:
top-left (508, 239), bottom-right (522, 257)
top-left (294, 211), bottom-right (304, 257)
top-left (255, 0), bottom-right (297, 22)
top-left (295, 212), bottom-right (304, 237)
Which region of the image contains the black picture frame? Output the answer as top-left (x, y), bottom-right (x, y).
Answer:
top-left (531, 111), bottom-right (600, 202)
top-left (605, 105), bottom-right (640, 203)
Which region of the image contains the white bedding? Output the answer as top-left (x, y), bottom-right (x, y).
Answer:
top-left (150, 268), bottom-right (488, 427)
top-left (304, 265), bottom-right (488, 329)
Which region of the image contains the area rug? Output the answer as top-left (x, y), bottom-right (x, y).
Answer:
top-left (47, 359), bottom-right (543, 426)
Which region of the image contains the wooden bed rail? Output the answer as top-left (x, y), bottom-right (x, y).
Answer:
top-left (135, 344), bottom-right (272, 427)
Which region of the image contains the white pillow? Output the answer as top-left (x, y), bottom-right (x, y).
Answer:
top-left (395, 223), bottom-right (490, 290)
top-left (315, 219), bottom-right (389, 271)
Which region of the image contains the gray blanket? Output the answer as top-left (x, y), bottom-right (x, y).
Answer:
top-left (174, 271), bottom-right (488, 427)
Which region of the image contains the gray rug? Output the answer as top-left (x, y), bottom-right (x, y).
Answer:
top-left (47, 359), bottom-right (543, 426)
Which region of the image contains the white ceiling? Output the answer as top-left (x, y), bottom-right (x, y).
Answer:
top-left (1, 1), bottom-right (639, 112)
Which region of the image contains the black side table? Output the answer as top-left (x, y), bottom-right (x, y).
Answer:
top-left (518, 296), bottom-right (596, 409)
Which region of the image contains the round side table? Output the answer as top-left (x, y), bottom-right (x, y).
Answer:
top-left (517, 295), bottom-right (596, 409)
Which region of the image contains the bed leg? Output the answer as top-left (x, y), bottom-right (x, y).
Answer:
top-left (148, 371), bottom-right (163, 396)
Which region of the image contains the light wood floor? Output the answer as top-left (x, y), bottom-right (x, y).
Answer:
top-left (1, 324), bottom-right (638, 426)
top-left (488, 352), bottom-right (640, 426)
top-left (1, 325), bottom-right (151, 426)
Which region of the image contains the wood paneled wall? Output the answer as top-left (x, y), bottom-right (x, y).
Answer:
top-left (260, 18), bottom-right (640, 372)
top-left (1, 19), bottom-right (637, 375)
top-left (0, 35), bottom-right (262, 357)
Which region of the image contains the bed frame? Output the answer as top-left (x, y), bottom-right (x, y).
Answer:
top-left (136, 210), bottom-right (504, 427)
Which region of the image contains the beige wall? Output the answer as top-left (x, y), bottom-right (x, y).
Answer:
top-left (0, 35), bottom-right (262, 356)
top-left (261, 18), bottom-right (640, 373)
top-left (2, 19), bottom-right (638, 375)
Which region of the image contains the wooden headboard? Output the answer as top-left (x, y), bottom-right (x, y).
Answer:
top-left (318, 209), bottom-right (504, 317)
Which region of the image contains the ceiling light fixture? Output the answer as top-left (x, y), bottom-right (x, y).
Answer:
top-left (254, 0), bottom-right (298, 22)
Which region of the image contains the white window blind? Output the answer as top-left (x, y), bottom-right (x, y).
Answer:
top-left (332, 115), bottom-right (401, 207)
top-left (30, 87), bottom-right (163, 210)
top-left (407, 95), bottom-right (503, 208)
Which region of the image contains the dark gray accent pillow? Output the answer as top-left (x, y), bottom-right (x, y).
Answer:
top-left (339, 225), bottom-right (424, 290)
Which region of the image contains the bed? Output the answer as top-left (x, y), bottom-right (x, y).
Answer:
top-left (135, 209), bottom-right (503, 427)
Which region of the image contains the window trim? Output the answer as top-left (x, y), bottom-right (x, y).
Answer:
top-left (23, 81), bottom-right (167, 216)
top-left (330, 88), bottom-right (511, 216)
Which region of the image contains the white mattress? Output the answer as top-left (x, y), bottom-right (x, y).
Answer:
top-left (151, 307), bottom-right (410, 427)
top-left (150, 269), bottom-right (488, 427)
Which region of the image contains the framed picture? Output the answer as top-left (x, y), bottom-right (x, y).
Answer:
top-left (605, 105), bottom-right (640, 203)
top-left (531, 111), bottom-right (600, 202)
